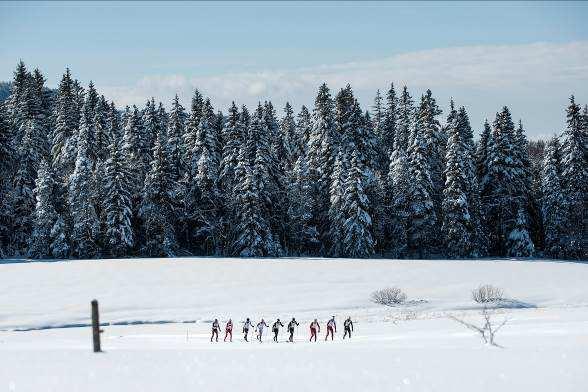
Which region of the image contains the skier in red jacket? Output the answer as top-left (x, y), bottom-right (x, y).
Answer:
top-left (309, 319), bottom-right (320, 342)
top-left (224, 319), bottom-right (233, 342)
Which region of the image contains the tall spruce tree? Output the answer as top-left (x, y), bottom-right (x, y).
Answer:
top-left (342, 150), bottom-right (374, 258)
top-left (140, 130), bottom-right (178, 257)
top-left (541, 136), bottom-right (567, 258)
top-left (307, 83), bottom-right (337, 250)
top-left (29, 160), bottom-right (61, 258)
top-left (68, 105), bottom-right (100, 258)
top-left (406, 127), bottom-right (437, 257)
top-left (560, 96), bottom-right (587, 258)
top-left (103, 136), bottom-right (134, 257)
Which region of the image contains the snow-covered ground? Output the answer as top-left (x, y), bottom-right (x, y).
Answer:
top-left (1, 257), bottom-right (587, 391)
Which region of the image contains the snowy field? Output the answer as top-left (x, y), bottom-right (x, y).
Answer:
top-left (1, 257), bottom-right (587, 391)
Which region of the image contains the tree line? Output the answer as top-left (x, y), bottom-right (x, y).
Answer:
top-left (0, 61), bottom-right (586, 260)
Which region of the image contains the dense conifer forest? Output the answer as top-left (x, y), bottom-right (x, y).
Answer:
top-left (0, 62), bottom-right (586, 260)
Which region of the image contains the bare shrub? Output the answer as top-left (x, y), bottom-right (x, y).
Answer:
top-left (472, 284), bottom-right (504, 304)
top-left (371, 287), bottom-right (407, 306)
top-left (449, 308), bottom-right (509, 347)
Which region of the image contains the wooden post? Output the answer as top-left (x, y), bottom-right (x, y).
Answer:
top-left (91, 299), bottom-right (102, 352)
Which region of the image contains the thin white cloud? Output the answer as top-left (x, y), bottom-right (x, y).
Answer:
top-left (101, 41), bottom-right (588, 137)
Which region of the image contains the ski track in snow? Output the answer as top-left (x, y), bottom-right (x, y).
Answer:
top-left (0, 257), bottom-right (587, 391)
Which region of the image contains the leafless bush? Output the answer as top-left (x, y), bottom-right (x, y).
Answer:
top-left (371, 287), bottom-right (407, 306)
top-left (472, 284), bottom-right (504, 304)
top-left (449, 308), bottom-right (509, 347)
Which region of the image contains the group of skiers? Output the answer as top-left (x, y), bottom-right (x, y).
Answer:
top-left (210, 316), bottom-right (354, 343)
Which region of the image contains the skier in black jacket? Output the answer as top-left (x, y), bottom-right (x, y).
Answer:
top-left (272, 319), bottom-right (284, 342)
top-left (211, 318), bottom-right (220, 342)
top-left (287, 318), bottom-right (299, 342)
top-left (343, 317), bottom-right (354, 339)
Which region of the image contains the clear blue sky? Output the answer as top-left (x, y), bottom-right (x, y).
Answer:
top-left (1, 1), bottom-right (587, 139)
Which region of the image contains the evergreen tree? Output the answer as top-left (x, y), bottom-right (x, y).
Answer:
top-left (0, 103), bottom-right (15, 255)
top-left (51, 69), bottom-right (78, 176)
top-left (307, 83), bottom-right (337, 250)
top-left (327, 150), bottom-right (347, 257)
top-left (441, 106), bottom-right (474, 258)
top-left (560, 96), bottom-right (587, 258)
top-left (481, 107), bottom-right (527, 256)
top-left (28, 160), bottom-right (60, 258)
top-left (406, 128), bottom-right (437, 256)
top-left (506, 208), bottom-right (535, 257)
top-left (295, 105), bottom-right (312, 154)
top-left (541, 137), bottom-right (567, 258)
top-left (396, 86), bottom-right (414, 153)
top-left (342, 151), bottom-right (374, 258)
top-left (280, 102), bottom-right (297, 168)
top-left (189, 99), bottom-right (222, 254)
top-left (68, 106), bottom-right (100, 258)
top-left (103, 137), bottom-right (134, 257)
top-left (140, 131), bottom-right (178, 257)
top-left (386, 144), bottom-right (410, 257)
top-left (476, 120), bottom-right (492, 184)
top-left (287, 150), bottom-right (319, 255)
top-left (167, 95), bottom-right (187, 182)
top-left (183, 89), bottom-right (204, 166)
top-left (379, 83), bottom-right (397, 172)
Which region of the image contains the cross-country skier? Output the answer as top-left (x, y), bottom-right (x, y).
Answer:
top-left (325, 316), bottom-right (336, 341)
top-left (309, 319), bottom-right (320, 342)
top-left (343, 317), bottom-right (354, 339)
top-left (256, 319), bottom-right (269, 342)
top-left (224, 319), bottom-right (233, 342)
top-left (287, 317), bottom-right (299, 342)
top-left (272, 319), bottom-right (284, 342)
top-left (211, 318), bottom-right (220, 342)
top-left (243, 317), bottom-right (254, 342)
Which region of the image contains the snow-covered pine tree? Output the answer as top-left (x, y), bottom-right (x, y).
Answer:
top-left (560, 96), bottom-right (587, 259)
top-left (219, 102), bottom-right (244, 201)
top-left (0, 103), bottom-right (15, 256)
top-left (378, 83), bottom-right (397, 173)
top-left (51, 69), bottom-right (78, 177)
top-left (231, 134), bottom-right (276, 257)
top-left (280, 102), bottom-right (297, 168)
top-left (307, 83), bottom-right (337, 251)
top-left (327, 149), bottom-right (348, 257)
top-left (103, 134), bottom-right (134, 257)
top-left (441, 105), bottom-right (474, 258)
top-left (295, 105), bottom-right (312, 155)
top-left (68, 105), bottom-right (100, 258)
top-left (482, 107), bottom-right (527, 256)
top-left (506, 208), bottom-right (535, 257)
top-left (476, 120), bottom-right (492, 182)
top-left (342, 150), bottom-right (374, 258)
top-left (372, 89), bottom-right (383, 140)
top-left (167, 95), bottom-right (187, 182)
top-left (456, 105), bottom-right (486, 256)
top-left (11, 73), bottom-right (49, 253)
top-left (7, 61), bottom-right (30, 134)
top-left (416, 90), bottom-right (445, 231)
top-left (190, 99), bottom-right (222, 254)
top-left (406, 126), bottom-right (437, 257)
top-left (287, 150), bottom-right (319, 255)
top-left (541, 136), bottom-right (567, 258)
top-left (93, 96), bottom-right (110, 163)
top-left (386, 141), bottom-right (410, 257)
top-left (264, 101), bottom-right (288, 253)
top-left (122, 105), bottom-right (148, 210)
top-left (140, 129), bottom-right (178, 257)
top-left (28, 160), bottom-right (59, 258)
top-left (183, 89), bottom-right (204, 167)
top-left (141, 98), bottom-right (159, 167)
top-left (396, 86), bottom-right (414, 153)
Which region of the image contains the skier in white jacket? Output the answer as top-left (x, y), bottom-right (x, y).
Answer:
top-left (256, 319), bottom-right (269, 342)
top-left (243, 318), bottom-right (254, 342)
